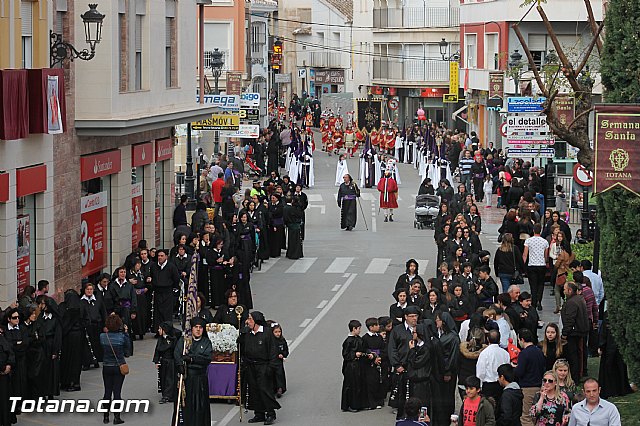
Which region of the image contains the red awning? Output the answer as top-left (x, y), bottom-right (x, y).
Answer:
top-left (0, 70), bottom-right (29, 140)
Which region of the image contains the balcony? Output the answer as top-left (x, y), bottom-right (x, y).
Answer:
top-left (373, 6), bottom-right (460, 29)
top-left (373, 58), bottom-right (449, 83)
top-left (309, 51), bottom-right (345, 69)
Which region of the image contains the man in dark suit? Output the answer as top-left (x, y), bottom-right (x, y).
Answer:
top-left (388, 306), bottom-right (420, 419)
top-left (151, 249), bottom-right (181, 334)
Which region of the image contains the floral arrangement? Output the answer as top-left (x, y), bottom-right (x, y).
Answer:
top-left (206, 323), bottom-right (238, 353)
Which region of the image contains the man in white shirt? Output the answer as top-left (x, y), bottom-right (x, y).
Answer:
top-left (568, 378), bottom-right (621, 426)
top-left (476, 329), bottom-right (510, 403)
top-left (523, 223), bottom-right (549, 311)
top-left (581, 260), bottom-right (605, 306)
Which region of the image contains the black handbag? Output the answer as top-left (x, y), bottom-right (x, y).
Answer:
top-left (511, 248), bottom-right (524, 285)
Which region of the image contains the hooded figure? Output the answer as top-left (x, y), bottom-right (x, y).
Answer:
top-left (154, 321), bottom-right (179, 403)
top-left (406, 322), bottom-right (435, 419)
top-left (59, 290), bottom-right (85, 391)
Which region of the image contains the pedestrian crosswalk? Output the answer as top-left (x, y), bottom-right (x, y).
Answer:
top-left (255, 256), bottom-right (428, 276)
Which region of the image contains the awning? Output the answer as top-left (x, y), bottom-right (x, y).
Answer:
top-left (452, 104), bottom-right (468, 124)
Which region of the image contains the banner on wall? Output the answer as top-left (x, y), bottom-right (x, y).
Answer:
top-left (155, 177), bottom-right (161, 247)
top-left (16, 215), bottom-right (30, 293)
top-left (131, 183), bottom-right (143, 249)
top-left (47, 75), bottom-right (63, 134)
top-left (356, 100), bottom-right (382, 133)
top-left (81, 192), bottom-right (108, 277)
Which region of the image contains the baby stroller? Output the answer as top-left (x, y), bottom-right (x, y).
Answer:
top-left (244, 145), bottom-right (263, 178)
top-left (414, 195), bottom-right (440, 229)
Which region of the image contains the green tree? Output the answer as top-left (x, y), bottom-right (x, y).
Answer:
top-left (598, 0), bottom-right (640, 382)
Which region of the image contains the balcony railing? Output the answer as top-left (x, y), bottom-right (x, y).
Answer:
top-left (373, 6), bottom-right (459, 28)
top-left (373, 58), bottom-right (449, 82)
top-left (309, 51), bottom-right (344, 68)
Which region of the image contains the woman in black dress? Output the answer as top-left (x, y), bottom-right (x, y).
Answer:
top-left (23, 305), bottom-right (45, 398)
top-left (36, 296), bottom-right (62, 399)
top-left (430, 311), bottom-right (460, 426)
top-left (267, 194), bottom-right (285, 257)
top-left (235, 212), bottom-right (256, 309)
top-left (59, 290), bottom-right (84, 392)
top-left (128, 258), bottom-right (148, 339)
top-left (283, 198), bottom-right (304, 259)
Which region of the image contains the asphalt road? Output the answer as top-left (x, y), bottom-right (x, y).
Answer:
top-left (20, 146), bottom-right (562, 426)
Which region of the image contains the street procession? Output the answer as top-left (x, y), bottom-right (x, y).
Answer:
top-left (0, 1), bottom-right (638, 426)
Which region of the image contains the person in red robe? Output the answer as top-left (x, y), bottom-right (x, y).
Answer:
top-left (377, 170), bottom-right (398, 222)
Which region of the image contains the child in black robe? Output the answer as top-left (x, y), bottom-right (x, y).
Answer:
top-left (153, 321), bottom-right (178, 403)
top-left (271, 323), bottom-right (288, 398)
top-left (361, 317), bottom-right (385, 409)
top-left (341, 319), bottom-right (367, 412)
top-left (377, 316), bottom-right (393, 395)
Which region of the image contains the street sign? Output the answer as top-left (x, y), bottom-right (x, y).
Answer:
top-left (275, 73), bottom-right (292, 83)
top-left (240, 92), bottom-right (260, 108)
top-left (388, 98), bottom-right (399, 110)
top-left (191, 114), bottom-right (240, 131)
top-left (443, 94), bottom-right (458, 103)
top-left (507, 147), bottom-right (555, 158)
top-left (220, 124), bottom-right (260, 139)
top-left (298, 69), bottom-right (307, 79)
top-left (508, 138), bottom-right (555, 145)
top-left (507, 96), bottom-right (546, 113)
top-left (506, 115), bottom-right (549, 133)
top-left (507, 134), bottom-right (553, 142)
top-left (500, 122), bottom-right (508, 137)
top-left (573, 163), bottom-right (593, 187)
top-left (195, 94), bottom-right (240, 109)
top-left (237, 108), bottom-right (260, 124)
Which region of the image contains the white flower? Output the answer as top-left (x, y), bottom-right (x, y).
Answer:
top-left (207, 323), bottom-right (239, 353)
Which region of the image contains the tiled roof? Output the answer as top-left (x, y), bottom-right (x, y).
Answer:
top-left (322, 0), bottom-right (353, 20)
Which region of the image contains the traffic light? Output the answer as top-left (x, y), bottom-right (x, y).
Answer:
top-left (272, 39), bottom-right (283, 72)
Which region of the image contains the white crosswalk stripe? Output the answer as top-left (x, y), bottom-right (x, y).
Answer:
top-left (307, 194), bottom-right (323, 202)
top-left (254, 257), bottom-right (280, 273)
top-left (285, 257), bottom-right (318, 273)
top-left (364, 258), bottom-right (392, 274)
top-left (360, 193), bottom-right (375, 201)
top-left (325, 257), bottom-right (355, 273)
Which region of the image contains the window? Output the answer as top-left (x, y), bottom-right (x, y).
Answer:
top-left (251, 22), bottom-right (265, 54)
top-left (485, 33), bottom-right (498, 70)
top-left (135, 14), bottom-right (143, 90)
top-left (165, 0), bottom-right (176, 88)
top-left (21, 1), bottom-right (32, 69)
top-left (465, 34), bottom-right (477, 69)
top-left (528, 34), bottom-right (546, 69)
top-left (118, 0), bottom-right (127, 91)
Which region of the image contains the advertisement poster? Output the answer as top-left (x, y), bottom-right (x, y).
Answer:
top-left (155, 176), bottom-right (161, 247)
top-left (131, 183), bottom-right (143, 249)
top-left (594, 104), bottom-right (640, 196)
top-left (81, 192), bottom-right (108, 277)
top-left (47, 75), bottom-right (63, 134)
top-left (16, 215), bottom-right (30, 294)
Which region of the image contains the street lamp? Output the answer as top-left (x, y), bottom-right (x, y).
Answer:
top-left (50, 4), bottom-right (105, 66)
top-left (508, 49), bottom-right (523, 95)
top-left (439, 38), bottom-right (448, 60)
top-left (210, 48), bottom-right (225, 95)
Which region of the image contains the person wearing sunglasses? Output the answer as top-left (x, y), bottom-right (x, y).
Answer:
top-left (529, 371), bottom-right (570, 426)
top-left (3, 307), bottom-right (28, 414)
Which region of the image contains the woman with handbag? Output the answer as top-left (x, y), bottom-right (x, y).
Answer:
top-left (551, 232), bottom-right (574, 314)
top-left (100, 313), bottom-right (131, 424)
top-left (493, 233), bottom-right (525, 293)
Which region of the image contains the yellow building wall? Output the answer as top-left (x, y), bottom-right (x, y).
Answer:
top-left (2, 0), bottom-right (48, 69)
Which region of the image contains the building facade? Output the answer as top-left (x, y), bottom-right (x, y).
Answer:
top-left (354, 0), bottom-right (460, 128)
top-left (248, 0), bottom-right (277, 127)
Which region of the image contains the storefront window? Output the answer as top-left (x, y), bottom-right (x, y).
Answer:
top-left (16, 195), bottom-right (36, 293)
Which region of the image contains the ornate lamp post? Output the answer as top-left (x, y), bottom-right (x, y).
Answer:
top-left (50, 4), bottom-right (105, 66)
top-left (508, 49), bottom-right (523, 95)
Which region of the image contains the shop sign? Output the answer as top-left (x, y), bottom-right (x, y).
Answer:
top-left (274, 74), bottom-right (292, 84)
top-left (314, 70), bottom-right (345, 85)
top-left (507, 147), bottom-right (555, 158)
top-left (237, 108), bottom-right (260, 124)
top-left (240, 93), bottom-right (261, 108)
top-left (131, 183), bottom-right (143, 250)
top-left (132, 142), bottom-right (153, 167)
top-left (594, 104), bottom-right (640, 197)
top-left (156, 138), bottom-right (173, 162)
top-left (16, 214), bottom-right (30, 294)
top-left (81, 150), bottom-right (122, 181)
top-left (0, 173), bottom-right (8, 202)
top-left (16, 164), bottom-right (47, 197)
top-left (81, 191), bottom-right (108, 276)
top-left (507, 97), bottom-right (546, 113)
top-left (553, 95), bottom-right (575, 126)
top-left (155, 176), bottom-right (161, 247)
top-left (220, 124), bottom-right (260, 138)
top-left (226, 72), bottom-right (242, 96)
top-left (449, 62), bottom-right (459, 95)
top-left (195, 94), bottom-right (240, 109)
top-left (420, 88), bottom-right (447, 98)
top-left (191, 114), bottom-right (240, 131)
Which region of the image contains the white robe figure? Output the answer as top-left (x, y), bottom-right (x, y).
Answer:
top-left (297, 154), bottom-right (315, 188)
top-left (394, 135), bottom-right (402, 160)
top-left (285, 147), bottom-right (294, 173)
top-left (288, 155), bottom-right (299, 184)
top-left (419, 154), bottom-right (428, 181)
top-left (428, 159), bottom-right (440, 186)
top-left (374, 154), bottom-right (383, 186)
top-left (335, 158), bottom-right (350, 186)
top-left (386, 159), bottom-right (402, 185)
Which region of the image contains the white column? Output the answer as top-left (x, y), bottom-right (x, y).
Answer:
top-left (142, 163), bottom-right (155, 244)
top-left (34, 161), bottom-right (55, 289)
top-left (161, 156), bottom-right (175, 248)
top-left (0, 174), bottom-right (17, 304)
top-left (110, 147), bottom-right (133, 268)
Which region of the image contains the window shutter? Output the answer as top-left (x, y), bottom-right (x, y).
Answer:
top-left (165, 0), bottom-right (175, 18)
top-left (136, 0), bottom-right (146, 15)
top-left (21, 2), bottom-right (32, 36)
top-left (528, 34), bottom-right (546, 51)
top-left (166, 18), bottom-right (172, 47)
top-left (118, 0), bottom-right (125, 14)
top-left (55, 11), bottom-right (64, 34)
top-left (135, 15), bottom-right (143, 51)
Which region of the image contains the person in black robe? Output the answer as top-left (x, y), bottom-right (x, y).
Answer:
top-left (598, 312), bottom-right (632, 398)
top-left (0, 331), bottom-right (16, 426)
top-left (271, 323), bottom-right (288, 398)
top-left (292, 184), bottom-right (309, 241)
top-left (108, 266), bottom-right (138, 343)
top-left (388, 306), bottom-right (421, 419)
top-left (361, 144), bottom-right (377, 188)
top-left (4, 307), bottom-right (28, 412)
top-left (406, 323), bottom-right (434, 419)
top-left (267, 195), bottom-right (285, 257)
top-left (195, 293), bottom-right (214, 324)
top-left (210, 238), bottom-right (233, 309)
top-left (337, 174), bottom-right (360, 231)
top-left (151, 250), bottom-right (180, 332)
top-left (36, 296), bottom-right (62, 399)
top-left (80, 283), bottom-right (105, 369)
top-left (238, 311), bottom-right (281, 424)
top-left (153, 321), bottom-right (178, 404)
top-left (59, 290), bottom-right (85, 392)
top-left (266, 136), bottom-right (280, 174)
top-left (127, 259), bottom-right (149, 339)
top-left (395, 259), bottom-right (425, 292)
top-left (196, 233), bottom-right (213, 307)
top-left (389, 289), bottom-right (409, 327)
top-left (212, 289), bottom-right (248, 328)
top-left (139, 249), bottom-right (154, 331)
top-left (252, 139), bottom-right (266, 175)
top-left (361, 318), bottom-right (385, 409)
top-left (283, 198), bottom-right (304, 259)
top-left (173, 317), bottom-right (213, 426)
top-left (341, 319), bottom-right (367, 412)
top-left (235, 213), bottom-right (256, 310)
top-left (252, 196), bottom-right (271, 260)
top-left (23, 306), bottom-right (45, 398)
top-left (431, 311), bottom-right (460, 426)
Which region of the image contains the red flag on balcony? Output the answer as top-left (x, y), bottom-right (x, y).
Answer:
top-left (464, 68), bottom-right (469, 93)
